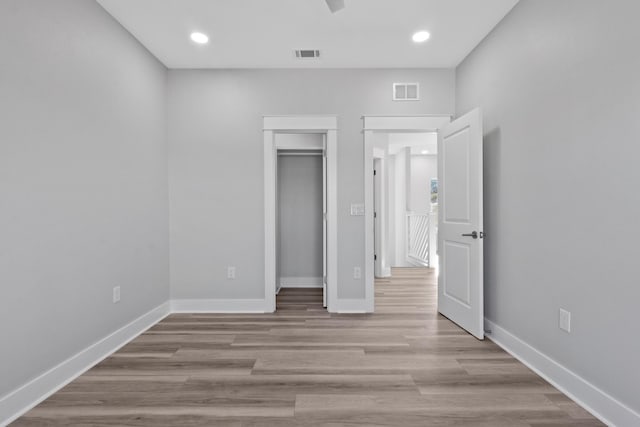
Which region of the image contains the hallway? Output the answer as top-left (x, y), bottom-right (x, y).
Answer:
top-left (15, 268), bottom-right (601, 426)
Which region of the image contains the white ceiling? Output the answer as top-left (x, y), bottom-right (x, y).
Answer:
top-left (97, 0), bottom-right (519, 69)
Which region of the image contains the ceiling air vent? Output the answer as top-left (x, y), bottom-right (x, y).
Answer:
top-left (295, 49), bottom-right (321, 59)
top-left (393, 83), bottom-right (420, 101)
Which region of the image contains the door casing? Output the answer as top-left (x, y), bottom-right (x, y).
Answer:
top-left (264, 116), bottom-right (338, 312)
top-left (363, 115), bottom-right (451, 312)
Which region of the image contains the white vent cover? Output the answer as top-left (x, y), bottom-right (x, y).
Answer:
top-left (295, 49), bottom-right (321, 59)
top-left (393, 83), bottom-right (420, 101)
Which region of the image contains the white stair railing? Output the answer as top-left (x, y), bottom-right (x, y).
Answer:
top-left (407, 214), bottom-right (430, 267)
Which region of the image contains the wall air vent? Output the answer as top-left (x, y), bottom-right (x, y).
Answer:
top-left (393, 83), bottom-right (420, 101)
top-left (295, 49), bottom-right (321, 59)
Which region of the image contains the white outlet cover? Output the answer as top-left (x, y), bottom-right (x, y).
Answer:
top-left (559, 308), bottom-right (571, 333)
top-left (227, 266), bottom-right (236, 279)
top-left (113, 286), bottom-right (121, 303)
top-left (354, 267), bottom-right (362, 279)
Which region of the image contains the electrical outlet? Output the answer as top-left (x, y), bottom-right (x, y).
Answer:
top-left (559, 308), bottom-right (571, 333)
top-left (112, 286), bottom-right (121, 303)
top-left (353, 267), bottom-right (361, 279)
top-left (227, 266), bottom-right (236, 280)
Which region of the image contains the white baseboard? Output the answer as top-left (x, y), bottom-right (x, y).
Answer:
top-left (279, 277), bottom-right (323, 288)
top-left (485, 319), bottom-right (640, 427)
top-left (0, 302), bottom-right (170, 426)
top-left (407, 255), bottom-right (429, 268)
top-left (375, 268), bottom-right (392, 278)
top-left (171, 299), bottom-right (268, 313)
top-left (334, 298), bottom-right (370, 313)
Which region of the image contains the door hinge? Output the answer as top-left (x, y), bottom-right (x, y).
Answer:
top-left (373, 169), bottom-right (377, 175)
top-left (374, 254), bottom-right (377, 261)
top-left (374, 212), bottom-right (377, 218)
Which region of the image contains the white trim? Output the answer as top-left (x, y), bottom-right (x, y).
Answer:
top-left (0, 302), bottom-right (170, 426)
top-left (335, 298), bottom-right (369, 313)
top-left (325, 129), bottom-right (338, 312)
top-left (264, 129), bottom-right (277, 313)
top-left (280, 277), bottom-right (323, 288)
top-left (373, 157), bottom-right (382, 278)
top-left (485, 319), bottom-right (640, 427)
top-left (364, 130), bottom-right (375, 313)
top-left (264, 116), bottom-right (338, 313)
top-left (363, 115), bottom-right (451, 315)
top-left (275, 138), bottom-right (324, 150)
top-left (170, 299), bottom-right (268, 313)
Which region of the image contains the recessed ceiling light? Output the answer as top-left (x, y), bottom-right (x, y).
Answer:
top-left (421, 150), bottom-right (429, 154)
top-left (412, 31), bottom-right (431, 43)
top-left (190, 32), bottom-right (209, 44)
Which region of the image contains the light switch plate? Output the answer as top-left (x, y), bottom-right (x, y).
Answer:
top-left (350, 203), bottom-right (365, 216)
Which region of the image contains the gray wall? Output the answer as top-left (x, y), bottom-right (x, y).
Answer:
top-left (278, 154), bottom-right (323, 281)
top-left (456, 0), bottom-right (640, 413)
top-left (0, 0), bottom-right (169, 398)
top-left (167, 69), bottom-right (455, 299)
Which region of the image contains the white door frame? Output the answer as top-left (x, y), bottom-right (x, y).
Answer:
top-left (264, 116), bottom-right (338, 312)
top-left (363, 115), bottom-right (451, 312)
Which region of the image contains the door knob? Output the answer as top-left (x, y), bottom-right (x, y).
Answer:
top-left (462, 231), bottom-right (478, 239)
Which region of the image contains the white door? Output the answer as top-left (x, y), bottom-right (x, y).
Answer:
top-left (322, 142), bottom-right (328, 308)
top-left (437, 108), bottom-right (484, 339)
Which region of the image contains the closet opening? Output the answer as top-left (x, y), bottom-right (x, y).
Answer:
top-left (276, 145), bottom-right (325, 310)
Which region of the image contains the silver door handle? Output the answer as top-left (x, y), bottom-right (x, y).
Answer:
top-left (462, 231), bottom-right (478, 239)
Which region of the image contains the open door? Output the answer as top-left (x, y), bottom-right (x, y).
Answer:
top-left (438, 108), bottom-right (484, 339)
top-left (322, 140), bottom-right (328, 308)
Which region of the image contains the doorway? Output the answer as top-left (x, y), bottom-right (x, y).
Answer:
top-left (263, 116), bottom-right (338, 313)
top-left (363, 113), bottom-right (485, 339)
top-left (276, 147), bottom-right (324, 306)
top-left (363, 116), bottom-right (450, 312)
top-left (372, 132), bottom-right (439, 274)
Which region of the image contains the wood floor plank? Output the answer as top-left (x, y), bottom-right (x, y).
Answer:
top-left (180, 374), bottom-right (419, 397)
top-left (13, 267), bottom-right (603, 426)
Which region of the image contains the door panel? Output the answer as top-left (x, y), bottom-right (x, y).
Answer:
top-left (442, 241), bottom-right (471, 307)
top-left (442, 129), bottom-right (470, 223)
top-left (438, 108), bottom-right (484, 339)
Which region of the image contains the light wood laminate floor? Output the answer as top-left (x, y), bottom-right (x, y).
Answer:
top-left (14, 268), bottom-right (602, 426)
